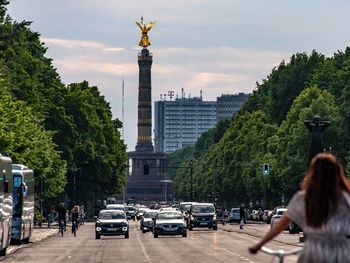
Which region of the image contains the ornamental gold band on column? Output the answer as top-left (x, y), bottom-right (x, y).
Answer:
top-left (138, 118), bottom-right (152, 124)
top-left (137, 135), bottom-right (152, 141)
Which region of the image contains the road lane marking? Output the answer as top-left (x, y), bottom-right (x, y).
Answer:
top-left (133, 224), bottom-right (151, 262)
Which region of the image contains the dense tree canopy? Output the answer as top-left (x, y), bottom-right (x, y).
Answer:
top-left (170, 50), bottom-right (350, 208)
top-left (0, 2), bottom-right (127, 215)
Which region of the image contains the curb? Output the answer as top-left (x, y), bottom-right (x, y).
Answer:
top-left (7, 228), bottom-right (59, 255)
top-left (219, 225), bottom-right (303, 247)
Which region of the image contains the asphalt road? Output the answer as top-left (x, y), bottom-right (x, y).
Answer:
top-left (0, 222), bottom-right (300, 263)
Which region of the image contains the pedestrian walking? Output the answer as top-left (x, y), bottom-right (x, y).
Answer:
top-left (239, 204), bottom-right (245, 229)
top-left (221, 208), bottom-right (226, 225)
top-left (249, 153), bottom-right (350, 263)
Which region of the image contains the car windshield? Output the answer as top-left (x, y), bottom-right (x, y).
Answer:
top-left (144, 211), bottom-right (158, 218)
top-left (157, 212), bottom-right (183, 220)
top-left (106, 205), bottom-right (125, 211)
top-left (192, 205), bottom-right (215, 213)
top-left (125, 207), bottom-right (134, 211)
top-left (99, 211), bottom-right (126, 219)
top-left (276, 210), bottom-right (285, 216)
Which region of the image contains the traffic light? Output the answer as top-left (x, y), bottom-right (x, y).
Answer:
top-left (263, 163), bottom-right (269, 175)
top-left (143, 164), bottom-right (149, 175)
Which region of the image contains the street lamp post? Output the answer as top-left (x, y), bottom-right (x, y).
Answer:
top-left (190, 160), bottom-right (193, 201)
top-left (40, 177), bottom-right (44, 227)
top-left (73, 173), bottom-right (76, 204)
top-left (160, 179), bottom-right (173, 203)
top-left (70, 164), bottom-right (80, 205)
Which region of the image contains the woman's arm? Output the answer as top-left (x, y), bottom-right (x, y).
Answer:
top-left (248, 214), bottom-right (292, 254)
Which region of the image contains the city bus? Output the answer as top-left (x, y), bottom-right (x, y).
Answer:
top-left (11, 164), bottom-right (34, 244)
top-left (0, 154), bottom-right (13, 256)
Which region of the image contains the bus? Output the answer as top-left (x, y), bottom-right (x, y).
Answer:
top-left (11, 164), bottom-right (34, 244)
top-left (0, 154), bottom-right (13, 256)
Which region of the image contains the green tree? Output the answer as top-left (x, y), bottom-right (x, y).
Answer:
top-left (0, 92), bottom-right (67, 198)
top-left (269, 86), bottom-right (342, 202)
top-left (64, 81), bottom-right (127, 204)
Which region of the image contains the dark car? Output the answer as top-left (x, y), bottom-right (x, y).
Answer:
top-left (289, 221), bottom-right (302, 234)
top-left (187, 203), bottom-right (217, 230)
top-left (125, 206), bottom-right (136, 221)
top-left (135, 208), bottom-right (149, 221)
top-left (95, 210), bottom-right (129, 239)
top-left (140, 210), bottom-right (158, 233)
top-left (153, 211), bottom-right (187, 238)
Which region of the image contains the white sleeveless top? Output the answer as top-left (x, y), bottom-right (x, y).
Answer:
top-left (286, 190), bottom-right (350, 263)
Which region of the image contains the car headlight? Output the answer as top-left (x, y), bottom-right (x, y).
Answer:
top-left (122, 227), bottom-right (128, 231)
top-left (190, 216), bottom-right (195, 220)
top-left (213, 215), bottom-right (217, 220)
top-left (96, 227), bottom-right (102, 232)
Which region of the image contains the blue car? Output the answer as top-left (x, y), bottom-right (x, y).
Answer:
top-left (228, 208), bottom-right (241, 223)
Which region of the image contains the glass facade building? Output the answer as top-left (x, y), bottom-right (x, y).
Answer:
top-left (154, 97), bottom-right (217, 153)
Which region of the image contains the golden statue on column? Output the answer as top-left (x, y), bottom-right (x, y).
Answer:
top-left (136, 16), bottom-right (156, 48)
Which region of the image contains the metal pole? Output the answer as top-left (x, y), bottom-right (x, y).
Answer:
top-left (214, 161), bottom-right (217, 195)
top-left (190, 161), bottom-right (193, 201)
top-left (165, 181), bottom-right (167, 203)
top-left (73, 173), bottom-right (76, 204)
top-left (40, 177), bottom-right (43, 227)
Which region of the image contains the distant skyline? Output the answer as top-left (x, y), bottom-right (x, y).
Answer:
top-left (7, 0), bottom-right (350, 150)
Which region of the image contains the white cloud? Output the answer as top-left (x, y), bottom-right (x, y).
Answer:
top-left (42, 37), bottom-right (125, 52)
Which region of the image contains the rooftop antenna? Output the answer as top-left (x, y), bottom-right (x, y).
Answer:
top-left (181, 88), bottom-right (184, 99)
top-left (168, 90), bottom-right (174, 101)
top-left (200, 90), bottom-right (202, 99)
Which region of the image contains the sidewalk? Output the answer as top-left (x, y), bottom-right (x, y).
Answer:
top-left (219, 222), bottom-right (304, 247)
top-left (7, 224), bottom-right (58, 255)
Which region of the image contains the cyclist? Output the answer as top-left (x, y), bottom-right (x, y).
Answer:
top-left (71, 206), bottom-right (80, 233)
top-left (249, 153), bottom-right (350, 262)
top-left (56, 203), bottom-right (67, 231)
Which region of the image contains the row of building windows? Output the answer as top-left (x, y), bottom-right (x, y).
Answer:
top-left (154, 93), bottom-right (249, 153)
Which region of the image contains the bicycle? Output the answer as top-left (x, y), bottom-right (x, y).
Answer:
top-left (71, 220), bottom-right (78, 237)
top-left (260, 246), bottom-right (302, 263)
top-left (59, 221), bottom-right (65, 237)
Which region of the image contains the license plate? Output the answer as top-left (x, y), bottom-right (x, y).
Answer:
top-left (200, 222), bottom-right (207, 225)
top-left (165, 228), bottom-right (177, 231)
top-left (107, 228), bottom-right (118, 231)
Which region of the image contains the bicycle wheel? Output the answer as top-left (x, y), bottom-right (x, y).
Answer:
top-left (72, 223), bottom-right (77, 237)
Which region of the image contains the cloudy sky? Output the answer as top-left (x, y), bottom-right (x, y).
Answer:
top-left (6, 0), bottom-right (350, 151)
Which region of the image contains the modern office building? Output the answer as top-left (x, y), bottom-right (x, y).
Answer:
top-left (154, 94), bottom-right (217, 153)
top-left (216, 93), bottom-right (249, 121)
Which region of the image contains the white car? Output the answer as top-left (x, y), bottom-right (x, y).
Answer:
top-left (95, 209), bottom-right (129, 239)
top-left (270, 208), bottom-right (287, 228)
